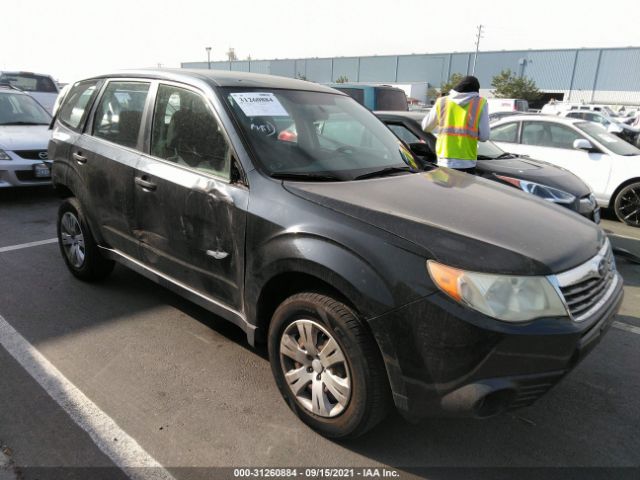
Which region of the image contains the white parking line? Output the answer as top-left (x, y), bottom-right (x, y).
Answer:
top-left (0, 238), bottom-right (57, 253)
top-left (613, 320), bottom-right (640, 335)
top-left (0, 315), bottom-right (176, 480)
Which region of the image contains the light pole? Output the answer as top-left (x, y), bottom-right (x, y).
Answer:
top-left (206, 46), bottom-right (212, 70)
top-left (472, 25), bottom-right (483, 75)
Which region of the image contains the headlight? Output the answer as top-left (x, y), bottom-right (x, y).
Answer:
top-left (427, 260), bottom-right (567, 322)
top-left (495, 175), bottom-right (576, 204)
top-left (0, 149), bottom-right (11, 160)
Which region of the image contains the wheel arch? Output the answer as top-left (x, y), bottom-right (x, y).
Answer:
top-left (609, 177), bottom-right (640, 209)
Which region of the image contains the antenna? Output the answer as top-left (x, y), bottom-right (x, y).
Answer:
top-left (472, 24), bottom-right (484, 75)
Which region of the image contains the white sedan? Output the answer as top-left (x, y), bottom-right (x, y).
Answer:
top-left (490, 115), bottom-right (640, 227)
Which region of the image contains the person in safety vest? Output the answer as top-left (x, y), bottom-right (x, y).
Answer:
top-left (421, 76), bottom-right (489, 173)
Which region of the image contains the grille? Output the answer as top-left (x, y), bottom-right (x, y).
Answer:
top-left (556, 242), bottom-right (617, 322)
top-left (14, 150), bottom-right (48, 160)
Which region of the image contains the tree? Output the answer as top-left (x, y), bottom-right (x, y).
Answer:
top-left (491, 69), bottom-right (542, 102)
top-left (439, 73), bottom-right (465, 96)
top-left (335, 75), bottom-right (349, 84)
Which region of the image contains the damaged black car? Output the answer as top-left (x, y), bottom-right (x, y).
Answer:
top-left (49, 70), bottom-right (623, 438)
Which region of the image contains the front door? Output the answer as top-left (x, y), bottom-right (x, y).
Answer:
top-left (518, 121), bottom-right (611, 196)
top-left (133, 83), bottom-right (248, 312)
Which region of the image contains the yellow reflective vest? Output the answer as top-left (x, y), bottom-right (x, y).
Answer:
top-left (435, 96), bottom-right (487, 162)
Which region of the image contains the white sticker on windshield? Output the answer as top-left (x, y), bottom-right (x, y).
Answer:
top-left (230, 92), bottom-right (288, 117)
top-left (597, 133), bottom-right (618, 143)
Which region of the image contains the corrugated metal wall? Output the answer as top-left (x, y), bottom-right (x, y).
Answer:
top-left (182, 47), bottom-right (640, 104)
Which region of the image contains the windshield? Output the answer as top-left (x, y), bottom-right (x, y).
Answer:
top-left (0, 73), bottom-right (57, 93)
top-left (0, 92), bottom-right (52, 125)
top-left (222, 88), bottom-right (417, 179)
top-left (477, 141), bottom-right (508, 158)
top-left (576, 122), bottom-right (640, 156)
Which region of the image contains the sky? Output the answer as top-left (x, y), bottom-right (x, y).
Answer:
top-left (2, 0), bottom-right (639, 83)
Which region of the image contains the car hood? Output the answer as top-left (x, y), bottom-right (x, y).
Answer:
top-left (477, 155), bottom-right (592, 197)
top-left (284, 169), bottom-right (604, 275)
top-left (0, 125), bottom-right (51, 151)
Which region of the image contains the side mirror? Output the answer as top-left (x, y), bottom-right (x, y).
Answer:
top-left (408, 142), bottom-right (432, 157)
top-left (607, 123), bottom-right (623, 134)
top-left (573, 139), bottom-right (596, 152)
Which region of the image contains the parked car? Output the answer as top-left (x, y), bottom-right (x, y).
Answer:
top-left (0, 86), bottom-right (53, 187)
top-left (541, 102), bottom-right (619, 118)
top-left (490, 115), bottom-right (640, 226)
top-left (560, 110), bottom-right (640, 147)
top-left (488, 110), bottom-right (533, 123)
top-left (0, 71), bottom-right (60, 114)
top-left (486, 98), bottom-right (529, 114)
top-left (327, 83), bottom-right (408, 111)
top-left (375, 111), bottom-right (599, 222)
top-left (50, 70), bottom-right (622, 438)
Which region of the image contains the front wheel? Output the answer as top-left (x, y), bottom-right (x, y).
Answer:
top-left (268, 292), bottom-right (390, 438)
top-left (614, 182), bottom-right (640, 227)
top-left (57, 198), bottom-right (115, 280)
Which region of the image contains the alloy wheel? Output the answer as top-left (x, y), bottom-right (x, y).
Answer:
top-left (60, 211), bottom-right (86, 268)
top-left (617, 185), bottom-right (640, 227)
top-left (279, 319), bottom-right (352, 418)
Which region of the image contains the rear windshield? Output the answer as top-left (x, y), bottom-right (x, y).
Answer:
top-left (374, 87), bottom-right (408, 111)
top-left (0, 92), bottom-right (52, 125)
top-left (576, 122), bottom-right (640, 156)
top-left (0, 73), bottom-right (58, 93)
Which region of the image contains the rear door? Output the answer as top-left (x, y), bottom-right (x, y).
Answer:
top-left (74, 79), bottom-right (151, 258)
top-left (133, 82), bottom-right (248, 312)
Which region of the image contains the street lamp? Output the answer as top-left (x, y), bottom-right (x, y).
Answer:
top-left (206, 46), bottom-right (212, 70)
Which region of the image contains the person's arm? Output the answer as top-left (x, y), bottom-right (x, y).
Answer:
top-left (477, 101), bottom-right (490, 142)
top-left (421, 105), bottom-right (438, 132)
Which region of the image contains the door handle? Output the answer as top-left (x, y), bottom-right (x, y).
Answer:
top-left (206, 249), bottom-right (229, 260)
top-left (135, 176), bottom-right (157, 191)
top-left (73, 152), bottom-right (87, 164)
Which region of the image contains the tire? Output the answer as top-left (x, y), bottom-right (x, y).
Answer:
top-left (613, 182), bottom-right (640, 227)
top-left (57, 198), bottom-right (115, 281)
top-left (268, 292), bottom-right (390, 438)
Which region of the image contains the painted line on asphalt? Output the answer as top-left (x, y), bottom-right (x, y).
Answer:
top-left (0, 238), bottom-right (57, 253)
top-left (608, 232), bottom-right (640, 242)
top-left (613, 320), bottom-right (640, 335)
top-left (0, 315), bottom-right (176, 480)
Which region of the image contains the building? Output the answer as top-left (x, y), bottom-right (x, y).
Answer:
top-left (182, 47), bottom-right (640, 106)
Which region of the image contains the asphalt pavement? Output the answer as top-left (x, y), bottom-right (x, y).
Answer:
top-left (1, 186), bottom-right (639, 480)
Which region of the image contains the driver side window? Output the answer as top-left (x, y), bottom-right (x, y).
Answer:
top-left (151, 84), bottom-right (231, 180)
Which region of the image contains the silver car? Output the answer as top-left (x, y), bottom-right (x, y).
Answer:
top-left (0, 86), bottom-right (53, 187)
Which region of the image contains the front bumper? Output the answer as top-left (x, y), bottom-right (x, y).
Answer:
top-left (368, 273), bottom-right (623, 419)
top-left (0, 154), bottom-right (52, 187)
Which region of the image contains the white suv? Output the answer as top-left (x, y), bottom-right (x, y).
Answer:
top-left (490, 115), bottom-right (640, 226)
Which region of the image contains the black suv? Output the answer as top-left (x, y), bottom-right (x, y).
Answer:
top-left (50, 70), bottom-right (623, 438)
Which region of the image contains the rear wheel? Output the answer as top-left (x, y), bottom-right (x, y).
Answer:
top-left (268, 292), bottom-right (390, 438)
top-left (57, 198), bottom-right (115, 280)
top-left (614, 182), bottom-right (640, 227)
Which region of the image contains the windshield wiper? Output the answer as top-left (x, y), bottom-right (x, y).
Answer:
top-left (0, 121), bottom-right (49, 126)
top-left (270, 171), bottom-right (344, 182)
top-left (353, 166), bottom-right (413, 180)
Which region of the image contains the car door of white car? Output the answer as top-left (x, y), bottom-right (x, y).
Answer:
top-left (492, 120), bottom-right (611, 198)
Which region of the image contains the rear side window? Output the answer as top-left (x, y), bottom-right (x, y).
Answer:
top-left (150, 84), bottom-right (231, 180)
top-left (335, 88), bottom-right (365, 106)
top-left (490, 122), bottom-right (519, 143)
top-left (92, 81), bottom-right (150, 149)
top-left (57, 80), bottom-right (100, 130)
